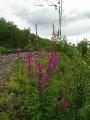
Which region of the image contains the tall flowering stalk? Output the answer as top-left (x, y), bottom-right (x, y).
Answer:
top-left (36, 52), bottom-right (58, 88)
top-left (25, 52), bottom-right (33, 79)
top-left (36, 64), bottom-right (47, 88)
top-left (46, 52), bottom-right (58, 71)
top-left (36, 64), bottom-right (47, 114)
top-left (25, 52), bottom-right (33, 70)
top-left (36, 52), bottom-right (59, 119)
top-left (16, 47), bottom-right (21, 64)
top-left (16, 48), bottom-right (21, 78)
top-left (25, 51), bottom-right (59, 118)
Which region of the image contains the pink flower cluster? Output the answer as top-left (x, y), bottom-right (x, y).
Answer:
top-left (36, 52), bottom-right (58, 88)
top-left (61, 97), bottom-right (68, 109)
top-left (46, 52), bottom-right (58, 71)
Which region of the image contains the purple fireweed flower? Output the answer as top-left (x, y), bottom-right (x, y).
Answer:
top-left (42, 71), bottom-right (47, 81)
top-left (46, 52), bottom-right (58, 71)
top-left (16, 48), bottom-right (21, 55)
top-left (46, 63), bottom-right (49, 70)
top-left (37, 65), bottom-right (47, 88)
top-left (26, 52), bottom-right (33, 69)
top-left (39, 80), bottom-right (45, 88)
top-left (36, 64), bottom-right (42, 76)
top-left (39, 71), bottom-right (47, 88)
top-left (34, 64), bottom-right (37, 69)
top-left (63, 99), bottom-right (68, 108)
top-left (61, 97), bottom-right (68, 109)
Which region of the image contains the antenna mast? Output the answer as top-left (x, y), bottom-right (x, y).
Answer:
top-left (51, 23), bottom-right (57, 52)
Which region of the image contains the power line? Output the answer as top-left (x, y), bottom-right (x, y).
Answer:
top-left (35, 0), bottom-right (56, 6)
top-left (43, 0), bottom-right (57, 6)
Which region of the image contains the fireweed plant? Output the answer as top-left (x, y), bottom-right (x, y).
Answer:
top-left (25, 51), bottom-right (69, 119)
top-left (25, 51), bottom-right (61, 119)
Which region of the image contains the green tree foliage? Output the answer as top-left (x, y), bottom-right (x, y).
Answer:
top-left (77, 39), bottom-right (88, 57)
top-left (0, 18), bottom-right (30, 49)
top-left (0, 18), bottom-right (51, 52)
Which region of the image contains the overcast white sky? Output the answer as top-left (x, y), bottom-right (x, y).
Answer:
top-left (0, 0), bottom-right (90, 44)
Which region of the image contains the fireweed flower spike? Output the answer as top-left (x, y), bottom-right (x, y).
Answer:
top-left (36, 64), bottom-right (42, 76)
top-left (34, 64), bottom-right (37, 69)
top-left (36, 65), bottom-right (47, 88)
top-left (39, 71), bottom-right (47, 88)
top-left (61, 97), bottom-right (68, 109)
top-left (63, 99), bottom-right (68, 108)
top-left (26, 52), bottom-right (33, 70)
top-left (46, 52), bottom-right (58, 71)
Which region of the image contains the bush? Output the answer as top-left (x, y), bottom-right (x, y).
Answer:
top-left (0, 46), bottom-right (6, 54)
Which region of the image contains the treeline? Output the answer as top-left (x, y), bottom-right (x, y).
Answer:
top-left (0, 18), bottom-right (29, 49)
top-left (0, 18), bottom-right (51, 51)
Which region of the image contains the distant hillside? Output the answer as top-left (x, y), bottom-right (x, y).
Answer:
top-left (0, 18), bottom-right (51, 52)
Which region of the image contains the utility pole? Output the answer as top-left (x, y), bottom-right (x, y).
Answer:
top-left (51, 23), bottom-right (57, 52)
top-left (52, 23), bottom-right (55, 37)
top-left (58, 0), bottom-right (62, 40)
top-left (35, 24), bottom-right (38, 51)
top-left (35, 24), bottom-right (41, 62)
top-left (35, 24), bottom-right (40, 52)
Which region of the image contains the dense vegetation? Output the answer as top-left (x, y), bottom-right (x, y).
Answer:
top-left (0, 18), bottom-right (51, 53)
top-left (0, 18), bottom-right (90, 120)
